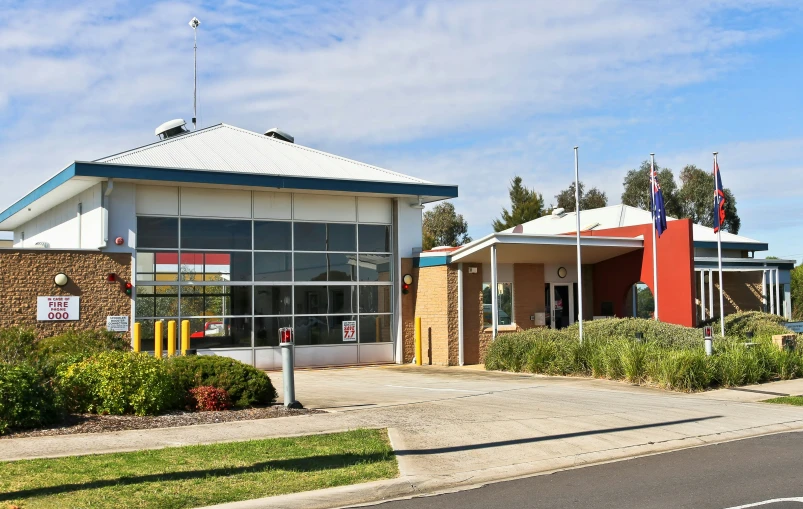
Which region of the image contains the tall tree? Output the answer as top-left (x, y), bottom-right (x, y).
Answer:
top-left (621, 160), bottom-right (683, 218)
top-left (422, 202), bottom-right (471, 250)
top-left (792, 264), bottom-right (803, 320)
top-left (554, 181), bottom-right (608, 212)
top-left (492, 176), bottom-right (545, 232)
top-left (678, 164), bottom-right (740, 234)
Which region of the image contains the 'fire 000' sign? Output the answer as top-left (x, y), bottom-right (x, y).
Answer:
top-left (37, 296), bottom-right (80, 321)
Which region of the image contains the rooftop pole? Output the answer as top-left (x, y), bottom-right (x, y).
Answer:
top-left (574, 146), bottom-right (584, 343)
top-left (650, 153), bottom-right (659, 321)
top-left (189, 17), bottom-right (201, 130)
top-left (714, 152), bottom-right (725, 337)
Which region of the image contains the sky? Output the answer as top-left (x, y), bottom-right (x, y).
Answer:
top-left (1, 0), bottom-right (803, 263)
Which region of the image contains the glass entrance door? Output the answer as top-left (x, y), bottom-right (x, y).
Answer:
top-left (548, 283), bottom-right (573, 329)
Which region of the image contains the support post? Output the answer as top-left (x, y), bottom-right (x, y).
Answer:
top-left (181, 320), bottom-right (190, 355)
top-left (133, 322), bottom-right (141, 353)
top-left (574, 146), bottom-right (584, 342)
top-left (708, 269), bottom-right (714, 319)
top-left (775, 268), bottom-right (781, 317)
top-left (279, 327), bottom-right (301, 408)
top-left (650, 153), bottom-right (659, 321)
top-left (415, 317), bottom-right (422, 366)
top-left (770, 270), bottom-right (775, 315)
top-left (167, 320), bottom-right (176, 357)
top-left (491, 244), bottom-right (499, 340)
top-left (154, 320), bottom-right (163, 358)
top-left (761, 269), bottom-right (767, 313)
top-left (458, 263), bottom-right (465, 366)
top-left (700, 270), bottom-right (706, 322)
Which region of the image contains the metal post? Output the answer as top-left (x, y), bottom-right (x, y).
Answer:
top-left (708, 269), bottom-right (714, 320)
top-left (490, 244), bottom-right (499, 339)
top-left (775, 268), bottom-right (781, 317)
top-left (704, 326), bottom-right (713, 356)
top-left (714, 152), bottom-right (725, 337)
top-left (279, 327), bottom-right (301, 409)
top-left (770, 269), bottom-right (775, 315)
top-left (574, 146), bottom-right (584, 342)
top-left (133, 322), bottom-right (141, 353)
top-left (415, 317), bottom-right (422, 365)
top-left (700, 270), bottom-right (706, 322)
top-left (650, 153), bottom-right (659, 321)
top-left (761, 269), bottom-right (767, 313)
top-left (167, 320), bottom-right (176, 357)
top-left (181, 320), bottom-right (190, 355)
top-left (458, 263), bottom-right (465, 366)
top-left (154, 320), bottom-right (163, 358)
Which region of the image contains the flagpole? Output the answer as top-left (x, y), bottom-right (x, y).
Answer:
top-left (650, 153), bottom-right (659, 321)
top-left (574, 146), bottom-right (584, 343)
top-left (714, 152), bottom-right (725, 337)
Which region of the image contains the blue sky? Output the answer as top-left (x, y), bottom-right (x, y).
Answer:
top-left (1, 0), bottom-right (802, 262)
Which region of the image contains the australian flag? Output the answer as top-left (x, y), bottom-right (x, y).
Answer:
top-left (652, 167), bottom-right (667, 237)
top-left (712, 160), bottom-right (726, 233)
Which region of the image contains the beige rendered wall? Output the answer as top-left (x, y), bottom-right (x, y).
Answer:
top-left (0, 250), bottom-right (132, 337)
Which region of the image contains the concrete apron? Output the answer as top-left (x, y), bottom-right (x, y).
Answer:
top-left (3, 366), bottom-right (803, 509)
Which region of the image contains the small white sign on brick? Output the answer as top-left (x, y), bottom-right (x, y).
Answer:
top-left (106, 315), bottom-right (129, 332)
top-left (37, 296), bottom-right (80, 321)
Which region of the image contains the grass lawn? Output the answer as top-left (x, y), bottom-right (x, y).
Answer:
top-left (763, 395), bottom-right (803, 406)
top-left (0, 429), bottom-right (397, 509)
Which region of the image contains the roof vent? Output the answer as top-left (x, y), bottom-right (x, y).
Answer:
top-left (264, 128), bottom-right (294, 143)
top-left (551, 207), bottom-right (566, 218)
top-left (155, 119), bottom-right (189, 140)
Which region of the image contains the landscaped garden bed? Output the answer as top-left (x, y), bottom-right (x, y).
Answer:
top-left (0, 328), bottom-right (297, 436)
top-left (485, 312), bottom-right (803, 392)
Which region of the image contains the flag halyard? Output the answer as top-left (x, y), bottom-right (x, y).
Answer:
top-left (652, 167), bottom-right (668, 237)
top-left (712, 160), bottom-right (726, 233)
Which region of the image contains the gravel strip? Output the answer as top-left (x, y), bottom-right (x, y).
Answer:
top-left (2, 406), bottom-right (321, 439)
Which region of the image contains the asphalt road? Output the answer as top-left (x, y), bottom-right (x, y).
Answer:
top-left (366, 431), bottom-right (803, 509)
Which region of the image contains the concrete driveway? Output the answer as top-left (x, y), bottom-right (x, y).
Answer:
top-left (4, 365), bottom-right (803, 509)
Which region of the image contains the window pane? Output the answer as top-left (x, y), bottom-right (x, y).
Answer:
top-left (135, 286), bottom-right (177, 318)
top-left (255, 286), bottom-right (292, 315)
top-left (254, 221), bottom-right (291, 250)
top-left (137, 217), bottom-right (178, 249)
top-left (181, 218), bottom-right (251, 250)
top-left (293, 315), bottom-right (356, 345)
top-left (482, 283), bottom-right (513, 326)
top-left (255, 316), bottom-right (292, 347)
top-left (136, 251), bottom-right (178, 281)
top-left (294, 253), bottom-right (327, 281)
top-left (255, 252), bottom-right (292, 281)
top-left (359, 224), bottom-right (390, 253)
top-left (180, 285), bottom-right (252, 316)
top-left (180, 252), bottom-right (252, 281)
top-left (359, 315), bottom-right (392, 343)
top-left (294, 222), bottom-right (326, 251)
top-left (328, 286), bottom-right (356, 314)
top-left (295, 286), bottom-right (327, 314)
top-left (358, 254), bottom-right (392, 282)
top-left (138, 319), bottom-right (181, 352)
top-left (328, 253), bottom-right (356, 281)
top-left (328, 223), bottom-right (356, 251)
top-left (359, 285), bottom-right (392, 313)
top-left (187, 317), bottom-right (251, 348)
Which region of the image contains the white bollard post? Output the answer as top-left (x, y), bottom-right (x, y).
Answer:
top-left (704, 325), bottom-right (713, 357)
top-left (279, 327), bottom-right (302, 409)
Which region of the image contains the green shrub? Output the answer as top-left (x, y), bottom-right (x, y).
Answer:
top-left (167, 355), bottom-right (277, 407)
top-left (719, 311), bottom-right (793, 339)
top-left (58, 351), bottom-right (179, 416)
top-left (0, 363), bottom-right (63, 434)
top-left (36, 329), bottom-right (130, 372)
top-left (0, 327), bottom-right (37, 364)
top-left (565, 318), bottom-right (703, 348)
top-left (647, 349), bottom-right (711, 392)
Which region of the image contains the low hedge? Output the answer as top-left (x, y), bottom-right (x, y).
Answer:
top-left (58, 351), bottom-right (180, 416)
top-left (167, 355), bottom-right (277, 407)
top-left (0, 362), bottom-right (63, 434)
top-left (0, 327), bottom-right (38, 365)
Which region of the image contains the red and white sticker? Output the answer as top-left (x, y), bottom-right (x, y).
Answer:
top-left (342, 320), bottom-right (357, 342)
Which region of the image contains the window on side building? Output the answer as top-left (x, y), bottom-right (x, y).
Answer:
top-left (482, 282), bottom-right (513, 327)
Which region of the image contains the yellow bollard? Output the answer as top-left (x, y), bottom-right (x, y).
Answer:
top-left (181, 320), bottom-right (190, 355)
top-left (154, 320), bottom-right (163, 358)
top-left (415, 317), bottom-right (422, 366)
top-left (167, 320), bottom-right (176, 357)
top-left (133, 322), bottom-right (141, 353)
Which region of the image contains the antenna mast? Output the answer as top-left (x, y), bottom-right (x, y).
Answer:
top-left (189, 17), bottom-right (201, 130)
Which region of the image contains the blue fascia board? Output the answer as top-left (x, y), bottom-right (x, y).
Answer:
top-left (694, 240), bottom-right (768, 252)
top-left (0, 163), bottom-right (77, 225)
top-left (414, 256), bottom-right (450, 268)
top-left (74, 162), bottom-right (459, 199)
top-left (695, 260), bottom-right (794, 270)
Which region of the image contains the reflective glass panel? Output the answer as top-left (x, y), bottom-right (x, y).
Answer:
top-left (180, 285), bottom-right (252, 316)
top-left (137, 217), bottom-right (178, 249)
top-left (254, 221), bottom-right (291, 250)
top-left (294, 253), bottom-right (327, 282)
top-left (187, 317), bottom-right (251, 348)
top-left (358, 254), bottom-right (392, 282)
top-left (327, 223), bottom-right (356, 252)
top-left (359, 285), bottom-right (392, 313)
top-left (179, 252), bottom-right (252, 281)
top-left (136, 251), bottom-right (179, 281)
top-left (482, 282), bottom-right (514, 326)
top-left (358, 225), bottom-right (390, 253)
top-left (294, 286), bottom-right (327, 314)
top-left (359, 315), bottom-right (392, 343)
top-left (328, 253), bottom-right (356, 281)
top-left (255, 252), bottom-right (292, 281)
top-left (255, 285), bottom-right (292, 315)
top-left (294, 222), bottom-right (326, 251)
top-left (255, 316), bottom-right (292, 347)
top-left (135, 286), bottom-right (178, 318)
top-left (293, 315), bottom-right (356, 345)
top-left (328, 285), bottom-right (356, 314)
top-left (180, 219), bottom-right (251, 250)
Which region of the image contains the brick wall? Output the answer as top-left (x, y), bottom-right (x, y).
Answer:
top-left (513, 263), bottom-right (545, 330)
top-left (0, 250), bottom-right (132, 337)
top-left (462, 263), bottom-right (483, 364)
top-left (415, 265), bottom-right (452, 365)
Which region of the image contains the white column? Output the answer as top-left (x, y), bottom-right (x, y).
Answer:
top-left (699, 270), bottom-right (706, 322)
top-left (458, 263), bottom-right (465, 366)
top-left (761, 269), bottom-right (767, 313)
top-left (775, 268), bottom-right (781, 317)
top-left (708, 269), bottom-right (714, 318)
top-left (770, 270), bottom-right (775, 315)
top-left (785, 286), bottom-right (792, 320)
top-left (491, 244), bottom-right (499, 340)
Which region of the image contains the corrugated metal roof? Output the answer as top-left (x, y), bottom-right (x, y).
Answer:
top-left (504, 204), bottom-right (764, 246)
top-left (96, 124), bottom-right (430, 184)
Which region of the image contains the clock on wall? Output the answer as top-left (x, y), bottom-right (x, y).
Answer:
top-left (557, 267), bottom-right (568, 278)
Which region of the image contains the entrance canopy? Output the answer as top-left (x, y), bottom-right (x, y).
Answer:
top-left (448, 232), bottom-right (644, 265)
